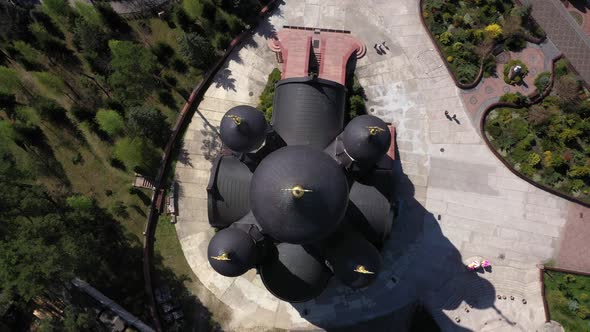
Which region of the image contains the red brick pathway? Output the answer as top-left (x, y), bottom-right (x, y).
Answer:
top-left (529, 0), bottom-right (590, 83)
top-left (556, 203), bottom-right (590, 273)
top-left (461, 47), bottom-right (546, 117)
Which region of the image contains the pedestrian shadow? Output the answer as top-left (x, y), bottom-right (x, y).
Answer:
top-left (286, 146), bottom-right (497, 331)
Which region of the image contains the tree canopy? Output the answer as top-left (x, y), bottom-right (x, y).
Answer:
top-left (126, 106), bottom-right (170, 143)
top-left (95, 109), bottom-right (125, 137)
top-left (178, 32), bottom-right (215, 69)
top-left (108, 40), bottom-right (157, 105)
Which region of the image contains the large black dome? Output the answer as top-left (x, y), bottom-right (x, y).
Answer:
top-left (259, 243), bottom-right (331, 302)
top-left (250, 145), bottom-right (349, 244)
top-left (325, 232), bottom-right (382, 289)
top-left (343, 115), bottom-right (391, 166)
top-left (220, 105), bottom-right (268, 152)
top-left (207, 227), bottom-right (257, 277)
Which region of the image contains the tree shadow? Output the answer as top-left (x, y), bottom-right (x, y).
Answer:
top-left (151, 246), bottom-right (225, 331)
top-left (213, 68), bottom-right (237, 91)
top-left (286, 146), bottom-right (497, 331)
top-left (177, 140), bottom-right (193, 168)
top-left (200, 125), bottom-right (222, 162)
top-left (233, 1), bottom-right (282, 60)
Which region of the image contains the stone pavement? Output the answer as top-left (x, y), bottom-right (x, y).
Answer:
top-left (174, 0), bottom-right (575, 330)
top-left (528, 0), bottom-right (590, 83)
top-left (556, 204), bottom-right (590, 273)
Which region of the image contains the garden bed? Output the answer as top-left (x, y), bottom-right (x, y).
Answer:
top-left (544, 270), bottom-right (590, 331)
top-left (421, 0), bottom-right (545, 85)
top-left (484, 59), bottom-right (590, 203)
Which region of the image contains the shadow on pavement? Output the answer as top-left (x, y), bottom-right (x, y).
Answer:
top-left (289, 141), bottom-right (497, 331)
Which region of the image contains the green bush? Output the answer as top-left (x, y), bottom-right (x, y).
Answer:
top-left (500, 92), bottom-right (527, 105)
top-left (113, 137), bottom-right (160, 175)
top-left (95, 109), bottom-right (125, 137)
top-left (534, 72), bottom-right (551, 93)
top-left (257, 68), bottom-right (281, 122)
top-left (555, 58), bottom-right (570, 77)
top-left (503, 59), bottom-right (529, 85)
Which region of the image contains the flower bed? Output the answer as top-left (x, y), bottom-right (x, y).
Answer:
top-left (484, 59), bottom-right (590, 202)
top-left (544, 270), bottom-right (590, 330)
top-left (421, 0), bottom-right (545, 84)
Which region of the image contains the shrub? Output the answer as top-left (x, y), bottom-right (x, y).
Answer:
top-left (258, 68), bottom-right (281, 122)
top-left (113, 137), bottom-right (160, 175)
top-left (554, 74), bottom-right (580, 103)
top-left (555, 58), bottom-right (570, 77)
top-left (528, 152), bottom-right (541, 167)
top-left (439, 31), bottom-right (452, 45)
top-left (580, 293), bottom-right (589, 302)
top-left (500, 92), bottom-right (527, 105)
top-left (447, 56), bottom-right (454, 63)
top-left (484, 23), bottom-right (503, 39)
top-left (503, 59), bottom-right (528, 85)
top-left (577, 305), bottom-right (590, 319)
top-left (66, 195), bottom-right (93, 211)
top-left (95, 109), bottom-right (125, 137)
top-left (534, 72), bottom-right (551, 93)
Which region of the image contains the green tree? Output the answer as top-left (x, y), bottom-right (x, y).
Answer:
top-left (108, 40), bottom-right (157, 105)
top-left (126, 106), bottom-right (170, 143)
top-left (73, 17), bottom-right (109, 55)
top-left (0, 66), bottom-right (20, 94)
top-left (42, 0), bottom-right (73, 26)
top-left (74, 1), bottom-right (102, 26)
top-left (66, 194), bottom-right (93, 211)
top-left (95, 109), bottom-right (125, 137)
top-left (178, 33), bottom-right (216, 69)
top-left (33, 71), bottom-right (66, 98)
top-left (113, 137), bottom-right (160, 173)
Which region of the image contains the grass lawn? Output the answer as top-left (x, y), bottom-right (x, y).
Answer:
top-left (544, 270), bottom-right (590, 331)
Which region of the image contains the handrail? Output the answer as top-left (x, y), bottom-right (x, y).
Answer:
top-left (142, 1), bottom-right (281, 330)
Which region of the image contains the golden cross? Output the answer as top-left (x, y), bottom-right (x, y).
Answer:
top-left (353, 265), bottom-right (375, 274)
top-left (367, 126), bottom-right (385, 136)
top-left (282, 185), bottom-right (313, 198)
top-left (211, 252), bottom-right (231, 261)
top-left (225, 115), bottom-right (242, 125)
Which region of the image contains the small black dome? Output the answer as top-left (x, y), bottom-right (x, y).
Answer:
top-left (343, 115), bottom-right (391, 166)
top-left (220, 105), bottom-right (268, 152)
top-left (325, 232), bottom-right (382, 289)
top-left (207, 227), bottom-right (257, 277)
top-left (259, 243), bottom-right (331, 302)
top-left (250, 145), bottom-right (349, 244)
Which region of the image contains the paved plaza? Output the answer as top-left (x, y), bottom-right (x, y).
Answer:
top-left (173, 0), bottom-right (584, 330)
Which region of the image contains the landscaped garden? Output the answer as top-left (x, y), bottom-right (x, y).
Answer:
top-left (485, 59), bottom-right (590, 203)
top-left (421, 0), bottom-right (545, 84)
top-left (545, 270), bottom-right (590, 331)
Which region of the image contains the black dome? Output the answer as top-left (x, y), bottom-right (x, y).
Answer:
top-left (220, 105), bottom-right (268, 152)
top-left (259, 243), bottom-right (331, 302)
top-left (343, 115), bottom-right (391, 166)
top-left (325, 232), bottom-right (382, 289)
top-left (207, 227), bottom-right (257, 277)
top-left (250, 145), bottom-right (349, 244)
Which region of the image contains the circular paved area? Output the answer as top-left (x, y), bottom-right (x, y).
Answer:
top-left (174, 0), bottom-right (572, 330)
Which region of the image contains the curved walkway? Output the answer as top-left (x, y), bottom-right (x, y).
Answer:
top-left (174, 0), bottom-right (575, 330)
